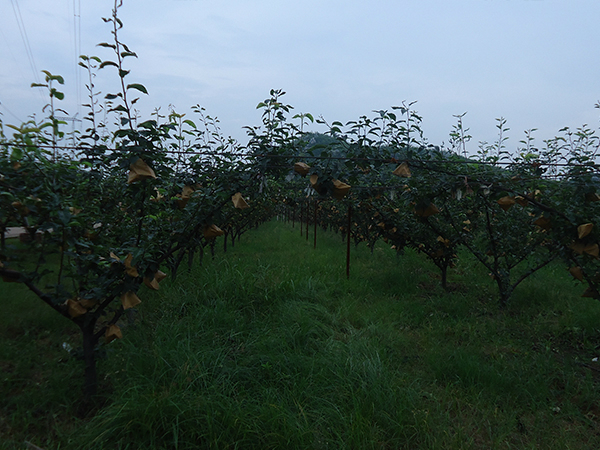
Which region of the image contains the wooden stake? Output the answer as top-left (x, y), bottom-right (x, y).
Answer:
top-left (346, 204), bottom-right (352, 279)
top-left (314, 199), bottom-right (318, 249)
top-left (300, 203), bottom-right (303, 236)
top-left (306, 200), bottom-right (309, 241)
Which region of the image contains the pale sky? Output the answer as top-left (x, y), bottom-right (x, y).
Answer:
top-left (1, 0), bottom-right (599, 154)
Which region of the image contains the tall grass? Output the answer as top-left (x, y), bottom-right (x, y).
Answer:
top-left (3, 220), bottom-right (600, 449)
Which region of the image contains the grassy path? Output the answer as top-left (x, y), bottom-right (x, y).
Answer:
top-left (3, 220), bottom-right (600, 449)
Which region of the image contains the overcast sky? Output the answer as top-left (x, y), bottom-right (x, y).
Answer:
top-left (1, 0), bottom-right (599, 154)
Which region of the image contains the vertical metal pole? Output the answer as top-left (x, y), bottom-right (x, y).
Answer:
top-left (314, 200), bottom-right (318, 249)
top-left (306, 200), bottom-right (309, 241)
top-left (346, 204), bottom-right (352, 279)
top-left (300, 203), bottom-right (303, 236)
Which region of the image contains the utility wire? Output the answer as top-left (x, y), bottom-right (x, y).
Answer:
top-left (0, 101), bottom-right (25, 124)
top-left (72, 0), bottom-right (82, 118)
top-left (10, 0), bottom-right (44, 103)
top-left (0, 24), bottom-right (29, 97)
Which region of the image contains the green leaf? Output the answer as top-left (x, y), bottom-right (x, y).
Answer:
top-left (99, 61), bottom-right (119, 69)
top-left (31, 83), bottom-right (47, 88)
top-left (56, 209), bottom-right (72, 226)
top-left (105, 93), bottom-right (120, 100)
top-left (126, 83), bottom-right (148, 94)
top-left (51, 89), bottom-right (65, 100)
top-left (121, 51), bottom-right (138, 58)
top-left (138, 120), bottom-right (157, 129)
top-left (97, 42), bottom-right (116, 49)
top-left (183, 119), bottom-right (197, 129)
top-left (110, 105), bottom-right (128, 113)
top-left (114, 129), bottom-right (129, 138)
top-left (119, 69), bottom-right (130, 78)
top-left (10, 147), bottom-right (23, 160)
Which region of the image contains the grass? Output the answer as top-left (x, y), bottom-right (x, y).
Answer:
top-left (0, 241), bottom-right (83, 449)
top-left (3, 220), bottom-right (600, 449)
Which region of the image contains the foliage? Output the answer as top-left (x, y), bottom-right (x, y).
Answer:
top-left (0, 0), bottom-right (264, 403)
top-left (2, 0), bottom-right (600, 421)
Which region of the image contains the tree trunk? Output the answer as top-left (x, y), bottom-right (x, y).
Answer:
top-left (80, 322), bottom-right (98, 401)
top-left (441, 264), bottom-right (448, 290)
top-left (495, 276), bottom-right (512, 308)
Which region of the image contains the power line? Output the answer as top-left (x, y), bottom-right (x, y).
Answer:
top-left (72, 0), bottom-right (82, 118)
top-left (10, 0), bottom-right (44, 102)
top-left (0, 101), bottom-right (25, 124)
top-left (0, 23), bottom-right (29, 91)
